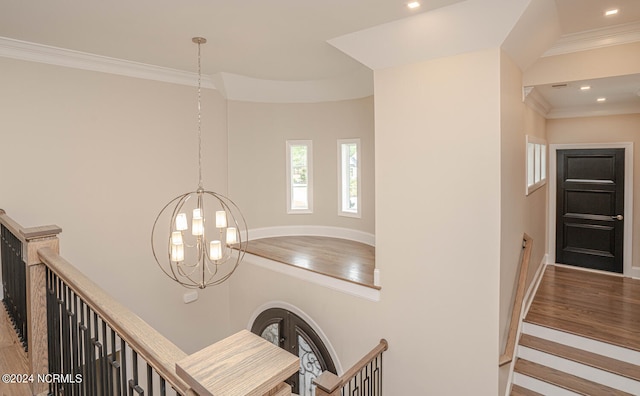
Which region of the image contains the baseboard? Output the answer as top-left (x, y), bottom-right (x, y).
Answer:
top-left (248, 225), bottom-right (375, 246)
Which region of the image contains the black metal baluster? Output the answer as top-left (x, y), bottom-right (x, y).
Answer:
top-left (121, 339), bottom-right (128, 396)
top-left (79, 299), bottom-right (88, 396)
top-left (109, 330), bottom-right (121, 396)
top-left (379, 353), bottom-right (383, 396)
top-left (159, 378), bottom-right (166, 396)
top-left (91, 313), bottom-right (105, 396)
top-left (61, 283), bottom-right (72, 396)
top-left (130, 349), bottom-right (137, 396)
top-left (147, 363), bottom-right (154, 396)
top-left (71, 293), bottom-right (80, 396)
top-left (46, 269), bottom-right (58, 395)
top-left (1, 225), bottom-right (28, 351)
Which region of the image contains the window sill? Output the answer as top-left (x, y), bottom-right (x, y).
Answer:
top-left (526, 179), bottom-right (546, 196)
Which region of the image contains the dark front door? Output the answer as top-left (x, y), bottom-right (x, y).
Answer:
top-left (556, 148), bottom-right (624, 273)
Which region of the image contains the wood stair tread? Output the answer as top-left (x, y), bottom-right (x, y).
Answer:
top-left (514, 358), bottom-right (635, 396)
top-left (510, 384), bottom-right (544, 396)
top-left (519, 333), bottom-right (640, 382)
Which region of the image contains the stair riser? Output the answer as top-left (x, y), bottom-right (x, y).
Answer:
top-left (522, 322), bottom-right (640, 365)
top-left (518, 346), bottom-right (640, 394)
top-left (513, 373), bottom-right (582, 396)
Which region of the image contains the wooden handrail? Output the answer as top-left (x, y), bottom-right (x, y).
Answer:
top-left (0, 209), bottom-right (62, 244)
top-left (340, 339), bottom-right (388, 383)
top-left (499, 234), bottom-right (533, 367)
top-left (37, 246), bottom-right (193, 394)
top-left (314, 339), bottom-right (388, 394)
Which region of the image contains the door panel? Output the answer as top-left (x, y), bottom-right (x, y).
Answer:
top-left (556, 149), bottom-right (624, 273)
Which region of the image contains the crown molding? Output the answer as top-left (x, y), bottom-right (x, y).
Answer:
top-left (546, 103), bottom-right (640, 119)
top-left (543, 21), bottom-right (640, 57)
top-left (0, 36), bottom-right (373, 102)
top-left (0, 36), bottom-right (216, 89)
top-left (523, 86), bottom-right (551, 117)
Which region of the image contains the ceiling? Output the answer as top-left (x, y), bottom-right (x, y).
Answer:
top-left (0, 0), bottom-right (464, 81)
top-left (0, 0), bottom-right (639, 114)
top-left (536, 0), bottom-right (640, 118)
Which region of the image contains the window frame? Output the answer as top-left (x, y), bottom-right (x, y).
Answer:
top-left (337, 139), bottom-right (361, 218)
top-left (526, 135), bottom-right (547, 196)
top-left (286, 140), bottom-right (313, 214)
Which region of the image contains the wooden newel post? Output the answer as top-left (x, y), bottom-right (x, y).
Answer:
top-left (22, 224), bottom-right (62, 396)
top-left (176, 330), bottom-right (299, 396)
top-left (313, 371), bottom-right (342, 396)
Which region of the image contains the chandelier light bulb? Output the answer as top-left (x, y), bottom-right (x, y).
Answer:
top-left (226, 227), bottom-right (237, 245)
top-left (175, 213), bottom-right (188, 231)
top-left (171, 231), bottom-right (183, 245)
top-left (216, 210), bottom-right (227, 228)
top-left (210, 240), bottom-right (222, 260)
top-left (171, 243), bottom-right (185, 262)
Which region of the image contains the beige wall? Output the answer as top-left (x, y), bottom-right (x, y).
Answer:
top-left (227, 98), bottom-right (375, 235)
top-left (498, 51), bottom-right (548, 395)
top-left (0, 57), bottom-right (232, 354)
top-left (547, 114), bottom-right (640, 271)
top-left (229, 48), bottom-right (502, 395)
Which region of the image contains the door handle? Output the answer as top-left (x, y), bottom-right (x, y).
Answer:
top-left (612, 214), bottom-right (624, 220)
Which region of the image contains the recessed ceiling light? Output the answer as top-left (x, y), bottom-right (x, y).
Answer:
top-left (408, 1), bottom-right (420, 9)
top-left (597, 97), bottom-right (607, 102)
top-left (580, 86), bottom-right (591, 91)
top-left (605, 9), bottom-right (619, 16)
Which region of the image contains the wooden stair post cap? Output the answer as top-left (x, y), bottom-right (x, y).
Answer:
top-left (176, 330), bottom-right (299, 396)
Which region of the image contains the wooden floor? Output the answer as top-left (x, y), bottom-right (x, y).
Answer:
top-left (525, 265), bottom-right (640, 352)
top-left (245, 236), bottom-right (378, 289)
top-left (0, 306), bottom-right (31, 396)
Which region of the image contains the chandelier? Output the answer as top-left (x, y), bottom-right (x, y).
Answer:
top-left (151, 37), bottom-right (247, 289)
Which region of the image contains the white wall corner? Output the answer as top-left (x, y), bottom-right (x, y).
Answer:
top-left (501, 0), bottom-right (561, 70)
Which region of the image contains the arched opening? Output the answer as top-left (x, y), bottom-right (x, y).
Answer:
top-left (251, 308), bottom-right (337, 395)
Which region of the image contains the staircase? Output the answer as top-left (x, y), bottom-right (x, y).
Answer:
top-left (509, 265), bottom-right (640, 396)
top-left (511, 322), bottom-right (640, 395)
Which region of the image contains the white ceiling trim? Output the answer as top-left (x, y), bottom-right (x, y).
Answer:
top-left (523, 86), bottom-right (551, 117)
top-left (543, 21), bottom-right (640, 57)
top-left (218, 70), bottom-right (373, 103)
top-left (546, 102), bottom-right (640, 119)
top-left (0, 36), bottom-right (372, 103)
top-left (0, 36), bottom-right (216, 89)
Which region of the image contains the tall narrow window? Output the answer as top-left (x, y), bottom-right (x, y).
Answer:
top-left (338, 139), bottom-right (361, 217)
top-left (526, 135), bottom-right (547, 195)
top-left (287, 140), bottom-right (313, 213)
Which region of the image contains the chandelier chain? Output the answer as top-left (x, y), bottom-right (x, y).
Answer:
top-left (197, 39), bottom-right (203, 189)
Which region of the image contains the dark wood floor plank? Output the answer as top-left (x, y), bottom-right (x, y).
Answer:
top-left (245, 236), bottom-right (378, 289)
top-left (510, 384), bottom-right (544, 396)
top-left (525, 265), bottom-right (640, 352)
